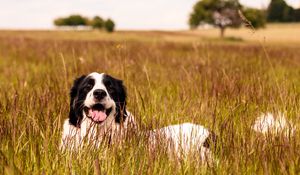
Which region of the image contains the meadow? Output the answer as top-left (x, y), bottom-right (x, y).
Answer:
top-left (0, 23), bottom-right (299, 174)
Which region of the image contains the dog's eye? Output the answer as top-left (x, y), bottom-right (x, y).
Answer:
top-left (83, 81), bottom-right (94, 91)
top-left (86, 84), bottom-right (93, 89)
top-left (106, 85), bottom-right (116, 94)
top-left (105, 81), bottom-right (113, 89)
top-left (107, 87), bottom-right (114, 93)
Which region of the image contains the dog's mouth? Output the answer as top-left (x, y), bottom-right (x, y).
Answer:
top-left (84, 104), bottom-right (112, 123)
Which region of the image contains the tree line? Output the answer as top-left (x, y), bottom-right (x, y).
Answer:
top-left (189, 0), bottom-right (300, 37)
top-left (267, 0), bottom-right (300, 22)
top-left (54, 15), bottom-right (115, 32)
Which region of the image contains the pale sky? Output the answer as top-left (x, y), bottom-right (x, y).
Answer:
top-left (0, 0), bottom-right (299, 30)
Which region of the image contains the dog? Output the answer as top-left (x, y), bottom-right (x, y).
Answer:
top-left (61, 72), bottom-right (136, 150)
top-left (61, 72), bottom-right (216, 163)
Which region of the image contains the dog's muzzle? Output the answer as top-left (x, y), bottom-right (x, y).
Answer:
top-left (84, 103), bottom-right (112, 123)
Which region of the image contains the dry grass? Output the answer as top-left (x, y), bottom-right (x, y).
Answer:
top-left (188, 23), bottom-right (300, 44)
top-left (2, 23), bottom-right (300, 44)
top-left (0, 28), bottom-right (299, 174)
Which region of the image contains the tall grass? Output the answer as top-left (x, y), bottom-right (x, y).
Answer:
top-left (0, 31), bottom-right (299, 174)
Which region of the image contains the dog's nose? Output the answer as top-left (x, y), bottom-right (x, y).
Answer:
top-left (93, 89), bottom-right (107, 100)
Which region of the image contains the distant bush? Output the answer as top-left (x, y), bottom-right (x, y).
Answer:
top-left (54, 14), bottom-right (116, 32)
top-left (243, 8), bottom-right (266, 28)
top-left (267, 0), bottom-right (300, 22)
top-left (104, 19), bottom-right (115, 33)
top-left (54, 15), bottom-right (89, 27)
top-left (294, 9), bottom-right (300, 22)
top-left (91, 16), bottom-right (104, 29)
top-left (54, 18), bottom-right (65, 26)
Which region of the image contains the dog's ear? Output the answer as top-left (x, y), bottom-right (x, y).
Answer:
top-left (103, 74), bottom-right (127, 123)
top-left (69, 75), bottom-right (86, 126)
top-left (114, 79), bottom-right (127, 123)
top-left (203, 131), bottom-right (217, 149)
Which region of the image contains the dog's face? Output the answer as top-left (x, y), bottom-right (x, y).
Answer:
top-left (68, 72), bottom-right (127, 127)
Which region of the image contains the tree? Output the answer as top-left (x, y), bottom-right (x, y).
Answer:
top-left (242, 8), bottom-right (266, 28)
top-left (104, 19), bottom-right (115, 32)
top-left (54, 18), bottom-right (65, 26)
top-left (91, 16), bottom-right (104, 29)
top-left (267, 0), bottom-right (293, 22)
top-left (53, 15), bottom-right (88, 27)
top-left (189, 0), bottom-right (242, 38)
top-left (293, 9), bottom-right (300, 22)
top-left (66, 15), bottom-right (88, 26)
top-left (54, 15), bottom-right (116, 32)
top-left (267, 0), bottom-right (300, 22)
top-left (189, 0), bottom-right (266, 37)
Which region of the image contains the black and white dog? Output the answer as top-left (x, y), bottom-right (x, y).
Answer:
top-left (61, 72), bottom-right (215, 162)
top-left (61, 72), bottom-right (136, 149)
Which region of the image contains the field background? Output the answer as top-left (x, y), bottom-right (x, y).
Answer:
top-left (0, 23), bottom-right (299, 174)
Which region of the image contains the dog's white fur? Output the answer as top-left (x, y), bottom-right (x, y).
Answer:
top-left (149, 123), bottom-right (213, 162)
top-left (62, 119), bottom-right (213, 162)
top-left (252, 112), bottom-right (296, 137)
top-left (61, 111), bottom-right (136, 150)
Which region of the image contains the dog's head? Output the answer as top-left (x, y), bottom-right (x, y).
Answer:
top-left (68, 72), bottom-right (127, 127)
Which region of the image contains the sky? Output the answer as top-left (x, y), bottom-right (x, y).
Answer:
top-left (0, 0), bottom-right (299, 30)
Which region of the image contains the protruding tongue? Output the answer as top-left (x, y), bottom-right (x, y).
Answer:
top-left (89, 109), bottom-right (107, 122)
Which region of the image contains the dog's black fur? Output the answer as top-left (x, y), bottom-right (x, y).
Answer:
top-left (68, 74), bottom-right (127, 127)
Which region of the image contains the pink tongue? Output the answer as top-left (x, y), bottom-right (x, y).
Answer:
top-left (89, 109), bottom-right (107, 122)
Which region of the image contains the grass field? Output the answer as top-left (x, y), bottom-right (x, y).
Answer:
top-left (0, 23), bottom-right (300, 174)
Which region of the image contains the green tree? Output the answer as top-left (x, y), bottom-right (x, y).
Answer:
top-left (267, 0), bottom-right (293, 22)
top-left (243, 8), bottom-right (266, 28)
top-left (104, 19), bottom-right (115, 32)
top-left (293, 9), bottom-right (300, 21)
top-left (65, 15), bottom-right (88, 26)
top-left (54, 14), bottom-right (116, 32)
top-left (189, 0), bottom-right (242, 38)
top-left (91, 16), bottom-right (104, 29)
top-left (53, 15), bottom-right (88, 27)
top-left (54, 18), bottom-right (65, 26)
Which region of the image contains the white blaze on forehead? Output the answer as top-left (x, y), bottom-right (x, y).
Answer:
top-left (88, 72), bottom-right (105, 90)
